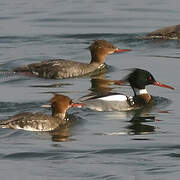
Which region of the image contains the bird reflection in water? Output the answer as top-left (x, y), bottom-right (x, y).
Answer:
top-left (47, 114), bottom-right (78, 142)
top-left (80, 72), bottom-right (124, 101)
top-left (127, 98), bottom-right (173, 137)
top-left (50, 127), bottom-right (72, 142)
top-left (127, 108), bottom-right (156, 136)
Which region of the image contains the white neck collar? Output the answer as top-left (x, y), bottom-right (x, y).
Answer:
top-left (134, 88), bottom-right (148, 95)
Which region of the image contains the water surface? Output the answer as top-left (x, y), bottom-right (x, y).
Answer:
top-left (0, 0), bottom-right (180, 179)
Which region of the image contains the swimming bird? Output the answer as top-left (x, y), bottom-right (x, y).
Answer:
top-left (0, 94), bottom-right (83, 131)
top-left (81, 68), bottom-right (174, 111)
top-left (13, 40), bottom-right (131, 79)
top-left (143, 24), bottom-right (180, 40)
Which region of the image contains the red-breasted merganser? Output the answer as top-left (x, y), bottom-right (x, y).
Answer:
top-left (143, 24), bottom-right (180, 40)
top-left (0, 94), bottom-right (83, 131)
top-left (81, 68), bottom-right (174, 111)
top-left (13, 40), bottom-right (131, 79)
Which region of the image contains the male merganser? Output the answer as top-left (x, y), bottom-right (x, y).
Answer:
top-left (13, 40), bottom-right (131, 79)
top-left (0, 94), bottom-right (83, 131)
top-left (143, 24), bottom-right (180, 40)
top-left (81, 68), bottom-right (174, 111)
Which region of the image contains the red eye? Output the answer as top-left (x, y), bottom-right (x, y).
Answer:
top-left (148, 76), bottom-right (152, 81)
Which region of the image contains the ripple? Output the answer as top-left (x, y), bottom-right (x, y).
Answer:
top-left (153, 96), bottom-right (172, 108)
top-left (0, 101), bottom-right (45, 114)
top-left (94, 148), bottom-right (147, 155)
top-left (167, 153), bottom-right (180, 158)
top-left (0, 36), bottom-right (41, 43)
top-left (2, 152), bottom-right (52, 160)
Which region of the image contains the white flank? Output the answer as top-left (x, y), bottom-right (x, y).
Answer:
top-left (99, 94), bottom-right (127, 101)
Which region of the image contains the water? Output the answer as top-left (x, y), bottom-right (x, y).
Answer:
top-left (0, 0), bottom-right (180, 179)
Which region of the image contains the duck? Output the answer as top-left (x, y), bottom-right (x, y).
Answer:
top-left (13, 40), bottom-right (131, 79)
top-left (143, 24), bottom-right (180, 40)
top-left (0, 94), bottom-right (83, 131)
top-left (81, 68), bottom-right (174, 111)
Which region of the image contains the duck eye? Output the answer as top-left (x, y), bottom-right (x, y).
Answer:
top-left (148, 76), bottom-right (152, 81)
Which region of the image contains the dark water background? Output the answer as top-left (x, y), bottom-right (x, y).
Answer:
top-left (0, 0), bottom-right (180, 179)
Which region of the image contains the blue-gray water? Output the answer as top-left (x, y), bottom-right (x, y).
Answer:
top-left (0, 0), bottom-right (180, 179)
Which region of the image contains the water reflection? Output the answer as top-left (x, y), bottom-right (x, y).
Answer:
top-left (79, 72), bottom-right (120, 101)
top-left (90, 75), bottom-right (114, 94)
top-left (127, 108), bottom-right (156, 135)
top-left (50, 127), bottom-right (72, 142)
top-left (49, 114), bottom-right (78, 142)
top-left (126, 98), bottom-right (171, 136)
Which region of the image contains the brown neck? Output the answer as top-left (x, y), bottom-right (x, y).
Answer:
top-left (135, 94), bottom-right (152, 104)
top-left (133, 88), bottom-right (152, 105)
top-left (52, 112), bottom-right (66, 120)
top-left (90, 52), bottom-right (107, 64)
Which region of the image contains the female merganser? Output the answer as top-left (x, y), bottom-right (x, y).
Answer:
top-left (0, 94), bottom-right (83, 131)
top-left (143, 24), bottom-right (180, 40)
top-left (81, 68), bottom-right (174, 111)
top-left (13, 40), bottom-right (130, 79)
